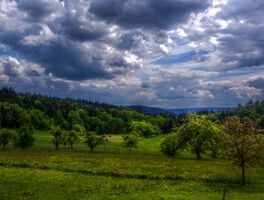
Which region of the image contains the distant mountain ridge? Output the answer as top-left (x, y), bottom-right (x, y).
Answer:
top-left (127, 105), bottom-right (174, 115)
top-left (128, 105), bottom-right (230, 115)
top-left (167, 107), bottom-right (230, 114)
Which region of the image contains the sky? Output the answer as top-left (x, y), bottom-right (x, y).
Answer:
top-left (0, 0), bottom-right (264, 108)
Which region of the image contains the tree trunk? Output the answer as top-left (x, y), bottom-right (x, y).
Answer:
top-left (70, 143), bottom-right (73, 150)
top-left (3, 144), bottom-right (5, 150)
top-left (56, 143), bottom-right (59, 151)
top-left (222, 189), bottom-right (226, 200)
top-left (241, 160), bottom-right (245, 185)
top-left (195, 148), bottom-right (201, 159)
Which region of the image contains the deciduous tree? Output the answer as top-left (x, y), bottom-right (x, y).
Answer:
top-left (220, 116), bottom-right (264, 185)
top-left (0, 129), bottom-right (12, 150)
top-left (84, 132), bottom-right (105, 152)
top-left (14, 126), bottom-right (35, 149)
top-left (51, 127), bottom-right (64, 151)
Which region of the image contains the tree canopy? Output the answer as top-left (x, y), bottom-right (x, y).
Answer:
top-left (220, 116), bottom-right (264, 185)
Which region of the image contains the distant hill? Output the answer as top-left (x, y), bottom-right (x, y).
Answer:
top-left (127, 105), bottom-right (174, 115)
top-left (127, 105), bottom-right (228, 115)
top-left (168, 107), bottom-right (229, 114)
top-left (128, 106), bottom-right (230, 115)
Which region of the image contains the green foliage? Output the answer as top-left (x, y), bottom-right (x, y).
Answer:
top-left (84, 131), bottom-right (105, 152)
top-left (130, 121), bottom-right (161, 137)
top-left (14, 126), bottom-right (35, 149)
top-left (220, 116), bottom-right (264, 185)
top-left (163, 114), bottom-right (220, 159)
top-left (30, 109), bottom-right (50, 130)
top-left (0, 129), bottom-right (13, 150)
top-left (123, 131), bottom-right (139, 148)
top-left (107, 117), bottom-right (125, 134)
top-left (0, 88), bottom-right (174, 136)
top-left (72, 124), bottom-right (85, 134)
top-left (218, 100), bottom-right (264, 129)
top-left (68, 110), bottom-right (84, 128)
top-left (18, 111), bottom-right (33, 128)
top-left (0, 102), bottom-right (22, 128)
top-left (63, 130), bottom-right (79, 150)
top-left (51, 127), bottom-right (64, 151)
top-left (160, 133), bottom-right (178, 156)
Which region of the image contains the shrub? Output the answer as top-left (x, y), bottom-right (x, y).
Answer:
top-left (123, 131), bottom-right (139, 148)
top-left (160, 134), bottom-right (178, 156)
top-left (14, 126), bottom-right (35, 149)
top-left (0, 129), bottom-right (13, 150)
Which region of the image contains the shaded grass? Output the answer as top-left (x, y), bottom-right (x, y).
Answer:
top-left (1, 167), bottom-right (264, 200)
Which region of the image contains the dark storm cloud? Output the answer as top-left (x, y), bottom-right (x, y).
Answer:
top-left (50, 1), bottom-right (109, 42)
top-left (245, 76), bottom-right (264, 89)
top-left (0, 0), bottom-right (142, 81)
top-left (116, 31), bottom-right (146, 50)
top-left (141, 82), bottom-right (150, 89)
top-left (16, 0), bottom-right (61, 21)
top-left (183, 0), bottom-right (264, 71)
top-left (217, 20), bottom-right (264, 70)
top-left (0, 30), bottom-right (139, 81)
top-left (90, 0), bottom-right (209, 29)
top-left (58, 14), bottom-right (107, 41)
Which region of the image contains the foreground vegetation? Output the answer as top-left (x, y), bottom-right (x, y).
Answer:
top-left (1, 87), bottom-right (264, 199)
top-left (0, 132), bottom-right (264, 199)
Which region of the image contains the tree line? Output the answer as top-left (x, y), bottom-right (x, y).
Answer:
top-left (0, 87), bottom-right (175, 136)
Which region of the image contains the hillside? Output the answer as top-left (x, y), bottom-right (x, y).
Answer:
top-left (0, 87), bottom-right (176, 134)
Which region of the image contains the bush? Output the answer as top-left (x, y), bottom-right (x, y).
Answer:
top-left (123, 131), bottom-right (139, 148)
top-left (14, 126), bottom-right (35, 149)
top-left (0, 129), bottom-right (13, 150)
top-left (160, 134), bottom-right (178, 156)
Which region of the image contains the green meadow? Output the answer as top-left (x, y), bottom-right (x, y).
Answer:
top-left (0, 131), bottom-right (264, 200)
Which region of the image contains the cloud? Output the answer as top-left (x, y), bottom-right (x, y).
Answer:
top-left (0, 0), bottom-right (264, 108)
top-left (228, 86), bottom-right (261, 99)
top-left (244, 75), bottom-right (264, 89)
top-left (16, 0), bottom-right (62, 22)
top-left (90, 0), bottom-right (209, 29)
top-left (0, 1), bottom-right (142, 81)
top-left (181, 0), bottom-right (264, 70)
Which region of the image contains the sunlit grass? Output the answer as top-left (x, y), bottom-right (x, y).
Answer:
top-left (0, 130), bottom-right (264, 199)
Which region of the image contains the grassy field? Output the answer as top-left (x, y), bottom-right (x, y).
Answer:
top-left (0, 131), bottom-right (264, 199)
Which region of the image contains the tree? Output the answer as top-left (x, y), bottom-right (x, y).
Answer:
top-left (30, 109), bottom-right (50, 130)
top-left (18, 111), bottom-right (33, 129)
top-left (84, 132), bottom-right (105, 152)
top-left (0, 129), bottom-right (12, 150)
top-left (68, 110), bottom-right (83, 129)
top-left (51, 127), bottom-right (64, 151)
top-left (14, 126), bottom-right (35, 149)
top-left (220, 116), bottom-right (264, 185)
top-left (165, 114), bottom-right (219, 159)
top-left (63, 130), bottom-right (79, 150)
top-left (123, 131), bottom-right (139, 148)
top-left (130, 121), bottom-right (161, 137)
top-left (160, 133), bottom-right (178, 156)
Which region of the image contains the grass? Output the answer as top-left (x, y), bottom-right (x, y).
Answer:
top-left (0, 130), bottom-right (264, 199)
